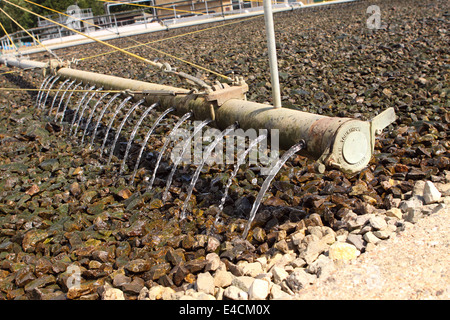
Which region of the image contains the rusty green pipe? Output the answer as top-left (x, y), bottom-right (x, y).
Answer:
top-left (0, 57), bottom-right (396, 174)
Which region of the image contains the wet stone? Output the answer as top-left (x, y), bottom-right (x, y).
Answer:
top-left (124, 259), bottom-right (151, 273)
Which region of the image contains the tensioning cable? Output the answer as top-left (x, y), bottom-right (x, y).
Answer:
top-left (0, 21), bottom-right (18, 51)
top-left (2, 0), bottom-right (168, 70)
top-left (21, 0), bottom-right (231, 81)
top-left (78, 15), bottom-right (261, 62)
top-left (0, 7), bottom-right (61, 61)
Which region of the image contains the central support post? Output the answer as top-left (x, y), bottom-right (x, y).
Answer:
top-left (263, 0), bottom-right (282, 109)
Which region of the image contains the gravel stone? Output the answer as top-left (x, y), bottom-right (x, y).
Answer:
top-left (423, 181), bottom-right (442, 204)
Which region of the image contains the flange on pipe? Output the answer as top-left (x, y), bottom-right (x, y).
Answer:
top-left (310, 107), bottom-right (396, 174)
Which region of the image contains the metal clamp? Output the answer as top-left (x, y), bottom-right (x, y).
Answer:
top-left (205, 78), bottom-right (249, 107)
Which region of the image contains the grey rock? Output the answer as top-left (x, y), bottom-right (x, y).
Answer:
top-left (306, 254), bottom-right (335, 279)
top-left (223, 285), bottom-right (248, 300)
top-left (404, 209), bottom-right (423, 223)
top-left (112, 274), bottom-right (131, 288)
top-left (272, 266), bottom-right (289, 284)
top-left (231, 276), bottom-right (255, 292)
top-left (346, 234), bottom-right (365, 251)
top-left (122, 278), bottom-right (145, 295)
top-left (363, 231), bottom-right (381, 244)
top-left (399, 196), bottom-right (423, 214)
top-left (285, 269), bottom-right (316, 293)
top-left (369, 216), bottom-right (388, 230)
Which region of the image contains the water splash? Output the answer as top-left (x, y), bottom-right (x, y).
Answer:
top-left (69, 85), bottom-right (96, 135)
top-left (120, 102), bottom-right (158, 174)
top-left (54, 80), bottom-right (76, 121)
top-left (59, 82), bottom-right (83, 124)
top-left (147, 112), bottom-right (192, 192)
top-left (217, 133), bottom-right (268, 215)
top-left (89, 93), bottom-right (121, 147)
top-left (49, 79), bottom-right (70, 116)
top-left (242, 140), bottom-right (306, 239)
top-left (180, 123), bottom-right (238, 220)
top-left (99, 96), bottom-right (133, 157)
top-left (40, 76), bottom-right (60, 108)
top-left (73, 87), bottom-right (104, 136)
top-left (80, 92), bottom-right (110, 145)
top-left (107, 99), bottom-right (145, 166)
top-left (129, 107), bottom-right (175, 185)
top-left (36, 75), bottom-right (52, 107)
top-left (162, 119), bottom-right (211, 202)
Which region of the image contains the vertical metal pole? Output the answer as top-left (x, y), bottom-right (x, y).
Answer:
top-left (114, 15), bottom-right (119, 34)
top-left (263, 0), bottom-right (282, 108)
top-left (205, 0), bottom-right (209, 15)
top-left (220, 0), bottom-right (225, 17)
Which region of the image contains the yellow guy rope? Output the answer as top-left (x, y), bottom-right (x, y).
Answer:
top-left (2, 0), bottom-right (164, 69)
top-left (6, 0), bottom-right (230, 81)
top-left (0, 7), bottom-right (60, 60)
top-left (0, 21), bottom-right (18, 51)
top-left (79, 15), bottom-right (261, 61)
top-left (22, 0), bottom-right (230, 80)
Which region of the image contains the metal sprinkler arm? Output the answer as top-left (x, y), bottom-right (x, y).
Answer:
top-left (0, 56), bottom-right (396, 175)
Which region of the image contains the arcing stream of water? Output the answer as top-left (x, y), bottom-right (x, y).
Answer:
top-left (180, 123), bottom-right (238, 219)
top-left (129, 107), bottom-right (175, 185)
top-left (242, 140), bottom-right (306, 238)
top-left (146, 112), bottom-right (192, 192)
top-left (162, 119), bottom-right (212, 202)
top-left (99, 95), bottom-right (133, 157)
top-left (107, 99), bottom-right (145, 165)
top-left (120, 102), bottom-right (159, 174)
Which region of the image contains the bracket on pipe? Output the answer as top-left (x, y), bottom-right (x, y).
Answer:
top-left (43, 59), bottom-right (69, 77)
top-left (205, 78), bottom-right (249, 107)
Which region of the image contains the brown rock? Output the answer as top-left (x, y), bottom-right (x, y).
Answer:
top-left (25, 184), bottom-right (39, 196)
top-left (117, 188), bottom-right (132, 200)
top-left (125, 259), bottom-right (151, 273)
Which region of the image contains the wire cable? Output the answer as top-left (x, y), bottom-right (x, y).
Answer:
top-left (79, 15), bottom-right (260, 62)
top-left (0, 7), bottom-right (61, 60)
top-left (2, 0), bottom-right (165, 69)
top-left (0, 21), bottom-right (18, 51)
top-left (22, 0), bottom-right (230, 81)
